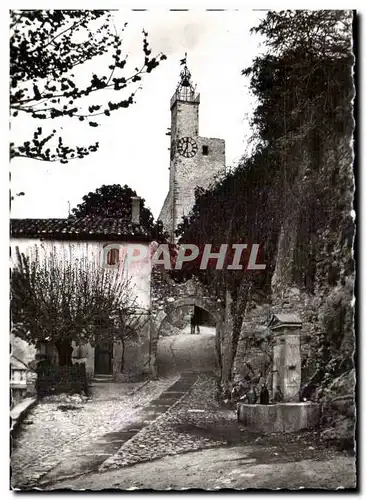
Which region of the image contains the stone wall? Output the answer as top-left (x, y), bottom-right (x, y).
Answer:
top-left (232, 302), bottom-right (272, 392)
top-left (171, 136), bottom-right (225, 234)
top-left (170, 99), bottom-right (199, 140)
top-left (271, 133), bottom-right (354, 396)
top-left (158, 191), bottom-right (173, 231)
top-left (151, 269), bottom-right (224, 330)
top-left (232, 133), bottom-right (354, 420)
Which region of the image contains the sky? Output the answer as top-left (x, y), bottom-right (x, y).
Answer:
top-left (10, 9), bottom-right (265, 220)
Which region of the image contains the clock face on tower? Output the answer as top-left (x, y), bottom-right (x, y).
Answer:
top-left (177, 137), bottom-right (198, 158)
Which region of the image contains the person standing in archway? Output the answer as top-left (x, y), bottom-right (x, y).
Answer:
top-left (190, 306), bottom-right (200, 334)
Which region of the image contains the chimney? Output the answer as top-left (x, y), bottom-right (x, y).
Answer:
top-left (131, 196), bottom-right (141, 224)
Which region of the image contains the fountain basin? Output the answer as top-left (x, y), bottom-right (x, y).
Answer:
top-left (237, 402), bottom-right (320, 433)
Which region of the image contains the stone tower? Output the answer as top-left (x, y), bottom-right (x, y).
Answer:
top-left (159, 60), bottom-right (226, 240)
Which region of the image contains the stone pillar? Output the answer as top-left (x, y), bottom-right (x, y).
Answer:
top-left (269, 313), bottom-right (302, 402)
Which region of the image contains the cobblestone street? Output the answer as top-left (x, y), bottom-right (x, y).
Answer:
top-left (11, 373), bottom-right (356, 490)
top-left (11, 376), bottom-right (178, 488)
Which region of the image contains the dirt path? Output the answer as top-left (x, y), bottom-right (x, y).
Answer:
top-left (46, 445), bottom-right (356, 490)
top-left (156, 328), bottom-right (218, 376)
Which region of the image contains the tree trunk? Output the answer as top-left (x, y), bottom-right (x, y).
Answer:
top-left (215, 322), bottom-right (223, 375)
top-left (221, 289), bottom-right (234, 383)
top-left (230, 277), bottom-right (252, 373)
top-left (120, 337), bottom-right (125, 373)
top-left (55, 339), bottom-right (73, 366)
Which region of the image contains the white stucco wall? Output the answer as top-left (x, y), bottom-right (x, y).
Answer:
top-left (11, 237), bottom-right (153, 378)
top-left (10, 238), bottom-right (151, 309)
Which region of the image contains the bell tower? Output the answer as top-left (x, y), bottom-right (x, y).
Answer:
top-left (159, 56), bottom-right (226, 241)
top-left (170, 61), bottom-right (200, 146)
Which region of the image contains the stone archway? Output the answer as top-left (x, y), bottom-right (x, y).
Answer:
top-left (151, 294), bottom-right (225, 376)
top-left (154, 296), bottom-right (224, 335)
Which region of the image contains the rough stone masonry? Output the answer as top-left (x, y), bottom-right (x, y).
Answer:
top-left (159, 63), bottom-right (225, 241)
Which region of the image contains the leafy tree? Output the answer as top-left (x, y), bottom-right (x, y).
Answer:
top-left (244, 11), bottom-right (353, 151)
top-left (243, 10), bottom-right (354, 289)
top-left (11, 246), bottom-right (139, 366)
top-left (174, 10), bottom-right (354, 383)
top-left (10, 10), bottom-right (166, 162)
top-left (175, 149), bottom-right (281, 382)
top-left (71, 184), bottom-right (168, 242)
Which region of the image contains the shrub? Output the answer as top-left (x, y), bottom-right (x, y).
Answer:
top-left (36, 362), bottom-right (88, 398)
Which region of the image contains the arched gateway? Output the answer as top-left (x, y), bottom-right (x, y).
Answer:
top-left (150, 272), bottom-right (225, 376)
top-left (154, 296), bottom-right (224, 335)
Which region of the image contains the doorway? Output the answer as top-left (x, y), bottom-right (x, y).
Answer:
top-left (94, 342), bottom-right (113, 374)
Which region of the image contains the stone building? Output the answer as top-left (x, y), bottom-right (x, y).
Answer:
top-left (10, 198), bottom-right (155, 380)
top-left (159, 62), bottom-right (226, 240)
top-left (10, 355), bottom-right (28, 406)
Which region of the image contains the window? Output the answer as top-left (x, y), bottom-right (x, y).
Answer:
top-left (107, 248), bottom-right (119, 266)
top-left (202, 145), bottom-right (208, 156)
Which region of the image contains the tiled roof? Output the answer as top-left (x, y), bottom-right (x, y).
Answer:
top-left (10, 217), bottom-right (153, 241)
top-left (11, 355), bottom-right (28, 370)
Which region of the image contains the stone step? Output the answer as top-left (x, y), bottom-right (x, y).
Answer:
top-left (92, 375), bottom-right (114, 383)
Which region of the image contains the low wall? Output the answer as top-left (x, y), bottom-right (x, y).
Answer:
top-left (10, 397), bottom-right (37, 435)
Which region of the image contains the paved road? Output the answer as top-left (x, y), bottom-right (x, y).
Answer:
top-left (36, 373), bottom-right (199, 487)
top-left (12, 327), bottom-right (219, 490)
top-left (156, 326), bottom-right (218, 376)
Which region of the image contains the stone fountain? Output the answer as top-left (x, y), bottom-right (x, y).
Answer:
top-left (237, 313), bottom-right (320, 433)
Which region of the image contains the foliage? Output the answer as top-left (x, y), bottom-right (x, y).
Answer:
top-left (176, 9), bottom-right (353, 292)
top-left (36, 363), bottom-right (88, 397)
top-left (70, 183), bottom-right (168, 242)
top-left (244, 11), bottom-right (353, 153)
top-left (10, 10), bottom-right (166, 162)
top-left (173, 145), bottom-right (283, 380)
top-left (174, 10), bottom-right (354, 383)
top-left (243, 12), bottom-right (354, 273)
top-left (11, 246), bottom-right (140, 365)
